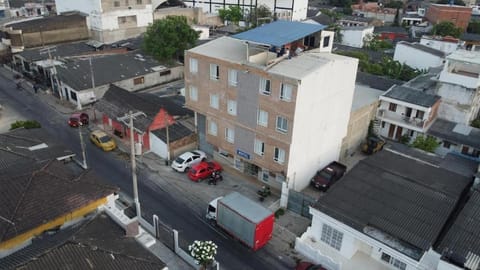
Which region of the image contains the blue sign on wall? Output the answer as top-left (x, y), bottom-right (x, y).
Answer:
top-left (236, 149), bottom-right (251, 160)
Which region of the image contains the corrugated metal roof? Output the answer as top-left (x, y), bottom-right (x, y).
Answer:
top-left (233, 21), bottom-right (326, 47)
top-left (437, 190), bottom-right (480, 266)
top-left (220, 192), bottom-right (273, 224)
top-left (427, 119), bottom-right (480, 149)
top-left (313, 151), bottom-right (471, 258)
top-left (383, 85), bottom-right (440, 107)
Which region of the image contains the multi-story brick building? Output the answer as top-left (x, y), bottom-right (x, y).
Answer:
top-left (184, 21), bottom-right (358, 193)
top-left (425, 4), bottom-right (472, 31)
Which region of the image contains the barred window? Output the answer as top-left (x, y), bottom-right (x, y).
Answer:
top-left (320, 223), bottom-right (343, 251)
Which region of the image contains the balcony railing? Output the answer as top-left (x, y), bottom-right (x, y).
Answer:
top-left (377, 109), bottom-right (427, 129)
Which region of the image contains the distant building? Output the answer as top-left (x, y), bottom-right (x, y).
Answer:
top-left (460, 33), bottom-right (480, 51)
top-left (351, 1), bottom-right (399, 24)
top-left (374, 26), bottom-right (409, 42)
top-left (393, 41), bottom-right (446, 70)
top-left (180, 0), bottom-right (308, 21)
top-left (8, 0), bottom-right (55, 18)
top-left (425, 4), bottom-right (472, 31)
top-left (337, 15), bottom-right (375, 27)
top-left (1, 12), bottom-right (89, 52)
top-left (55, 0), bottom-right (154, 43)
top-left (340, 26), bottom-right (374, 48)
top-left (420, 35), bottom-right (459, 54)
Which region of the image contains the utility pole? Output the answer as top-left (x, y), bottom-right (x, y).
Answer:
top-left (89, 56), bottom-right (95, 89)
top-left (165, 110), bottom-right (171, 165)
top-left (117, 111), bottom-right (146, 220)
top-left (77, 122), bottom-right (87, 169)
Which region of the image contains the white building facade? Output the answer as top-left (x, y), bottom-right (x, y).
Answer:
top-left (393, 42), bottom-right (445, 71)
top-left (420, 35), bottom-right (459, 54)
top-left (340, 26), bottom-right (374, 48)
top-left (437, 50), bottom-right (480, 124)
top-left (55, 0), bottom-right (154, 43)
top-left (180, 0), bottom-right (309, 21)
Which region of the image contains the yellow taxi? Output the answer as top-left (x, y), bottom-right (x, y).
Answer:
top-left (90, 130), bottom-right (117, 151)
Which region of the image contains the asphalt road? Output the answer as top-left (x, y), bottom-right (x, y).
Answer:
top-left (0, 76), bottom-right (292, 270)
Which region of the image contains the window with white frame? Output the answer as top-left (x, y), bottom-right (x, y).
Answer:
top-left (228, 69), bottom-right (238, 86)
top-left (274, 147), bottom-right (285, 164)
top-left (257, 110), bottom-right (268, 127)
top-left (210, 94), bottom-right (219, 109)
top-left (381, 253), bottom-right (406, 270)
top-left (208, 120), bottom-right (217, 136)
top-left (259, 78), bottom-right (271, 95)
top-left (210, 63), bottom-right (219, 80)
top-left (280, 83), bottom-right (292, 101)
top-left (254, 139), bottom-right (265, 156)
top-left (227, 100), bottom-right (237, 115)
top-left (225, 128), bottom-right (234, 143)
top-left (189, 85), bottom-right (198, 101)
top-left (276, 116), bottom-right (288, 133)
top-left (189, 58), bottom-right (198, 74)
top-left (320, 223), bottom-right (343, 251)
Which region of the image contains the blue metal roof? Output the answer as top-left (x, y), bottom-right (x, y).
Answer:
top-left (233, 20), bottom-right (326, 47)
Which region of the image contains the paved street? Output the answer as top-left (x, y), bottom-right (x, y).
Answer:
top-left (0, 70), bottom-right (299, 270)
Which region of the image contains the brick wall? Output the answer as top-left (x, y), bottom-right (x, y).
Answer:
top-left (425, 5), bottom-right (472, 30)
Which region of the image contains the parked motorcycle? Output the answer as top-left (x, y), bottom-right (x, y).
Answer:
top-left (257, 186), bottom-right (271, 201)
top-left (208, 171), bottom-right (223, 185)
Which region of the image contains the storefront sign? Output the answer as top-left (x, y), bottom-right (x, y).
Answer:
top-left (236, 149), bottom-right (250, 160)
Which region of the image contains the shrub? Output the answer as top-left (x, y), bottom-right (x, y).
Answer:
top-left (399, 134), bottom-right (411, 144)
top-left (471, 119), bottom-right (480, 128)
top-left (188, 240), bottom-right (217, 268)
top-left (411, 135), bottom-right (439, 153)
top-left (275, 208), bottom-right (285, 218)
top-left (10, 120), bottom-right (41, 130)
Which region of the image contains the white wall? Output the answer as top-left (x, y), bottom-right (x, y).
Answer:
top-left (101, 8), bottom-right (153, 30)
top-left (340, 27), bottom-right (374, 48)
top-left (420, 37), bottom-right (458, 54)
top-left (149, 131), bottom-right (168, 158)
top-left (287, 54), bottom-right (358, 191)
top-left (182, 0), bottom-right (307, 20)
top-left (436, 82), bottom-right (480, 124)
top-left (394, 43), bottom-right (444, 70)
top-left (55, 0), bottom-right (101, 14)
top-left (297, 207), bottom-right (437, 270)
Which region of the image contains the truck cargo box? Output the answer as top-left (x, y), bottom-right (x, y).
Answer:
top-left (217, 192), bottom-right (274, 250)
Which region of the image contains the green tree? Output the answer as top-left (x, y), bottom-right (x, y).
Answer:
top-left (471, 119), bottom-right (480, 128)
top-left (142, 16), bottom-right (199, 62)
top-left (431, 21), bottom-right (463, 38)
top-left (411, 135), bottom-right (440, 153)
top-left (467, 20), bottom-right (480, 34)
top-left (436, 0), bottom-right (466, 5)
top-left (385, 0), bottom-right (403, 9)
top-left (363, 34), bottom-right (393, 51)
top-left (218, 6), bottom-right (244, 25)
top-left (342, 0), bottom-right (353, 15)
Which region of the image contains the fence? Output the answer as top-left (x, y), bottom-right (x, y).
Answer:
top-left (141, 215), bottom-right (220, 270)
top-left (287, 190), bottom-right (315, 219)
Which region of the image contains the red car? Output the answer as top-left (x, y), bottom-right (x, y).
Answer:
top-left (296, 262), bottom-right (327, 270)
top-left (68, 112), bottom-right (89, 127)
top-left (188, 161), bottom-right (222, 182)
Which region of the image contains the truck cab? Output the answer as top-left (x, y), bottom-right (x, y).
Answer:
top-left (206, 196), bottom-right (223, 221)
